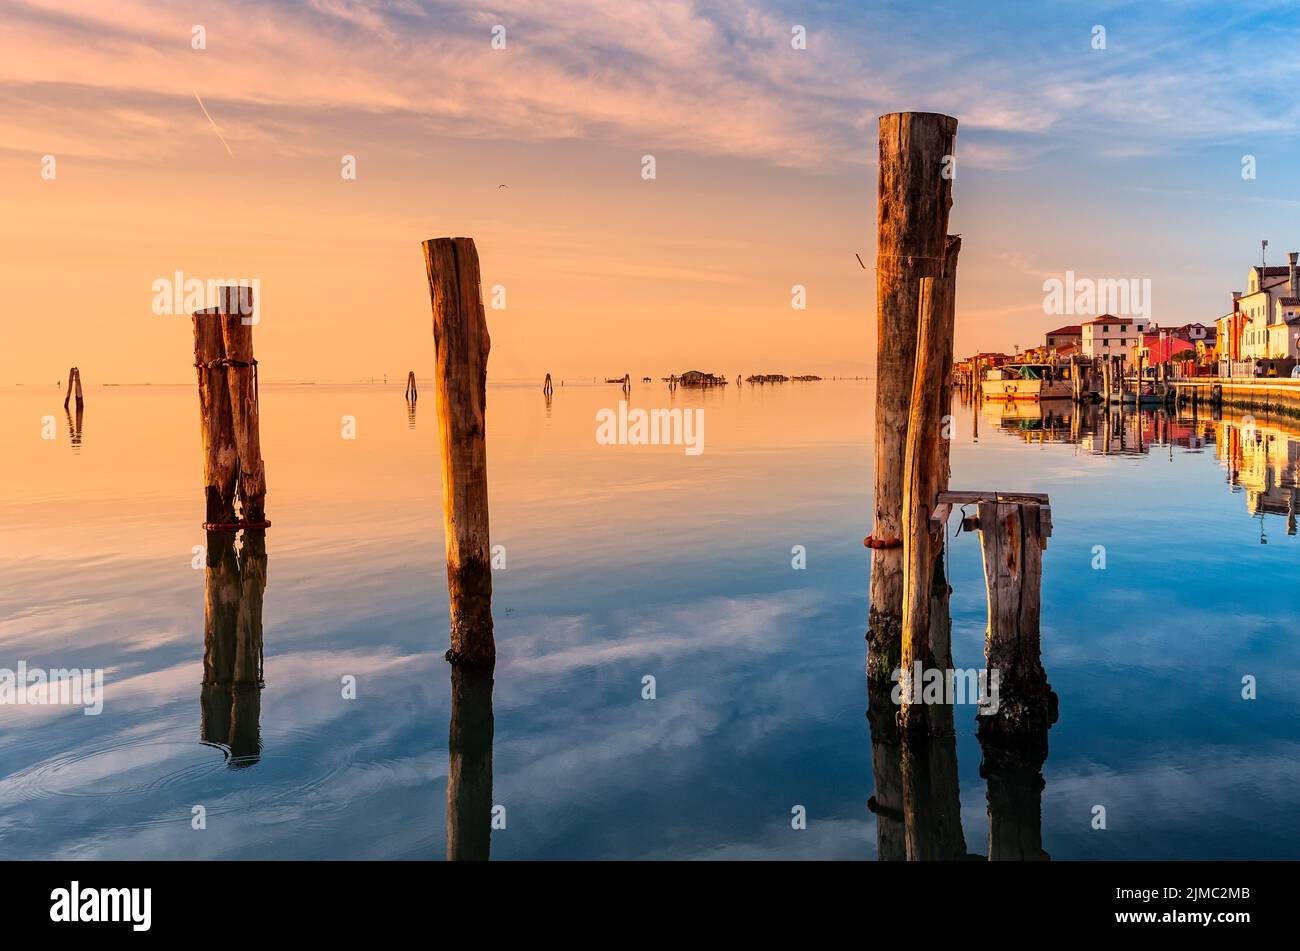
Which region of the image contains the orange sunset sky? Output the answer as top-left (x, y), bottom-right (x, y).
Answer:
top-left (3, 1), bottom-right (1299, 384)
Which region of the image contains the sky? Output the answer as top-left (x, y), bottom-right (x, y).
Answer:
top-left (4, 0), bottom-right (1300, 383)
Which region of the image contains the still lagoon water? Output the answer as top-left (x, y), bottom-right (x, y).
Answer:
top-left (2, 381), bottom-right (1299, 859)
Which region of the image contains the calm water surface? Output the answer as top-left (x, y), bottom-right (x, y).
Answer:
top-left (2, 381), bottom-right (1298, 859)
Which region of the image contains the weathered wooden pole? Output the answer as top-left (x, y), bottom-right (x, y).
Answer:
top-left (63, 367), bottom-right (75, 409)
top-left (868, 111), bottom-right (957, 683)
top-left (898, 237), bottom-right (960, 735)
top-left (422, 237), bottom-right (495, 664)
top-left (899, 277), bottom-right (940, 729)
top-left (193, 308), bottom-right (239, 526)
top-left (447, 664), bottom-right (494, 861)
top-left (975, 500), bottom-right (1058, 740)
top-left (73, 367), bottom-right (83, 408)
top-left (406, 370), bottom-right (418, 401)
top-left (218, 287), bottom-right (266, 525)
top-left (935, 236), bottom-right (962, 490)
top-left (543, 372), bottom-right (553, 396)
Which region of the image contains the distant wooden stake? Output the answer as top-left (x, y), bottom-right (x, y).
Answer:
top-left (869, 112), bottom-right (957, 682)
top-left (423, 237), bottom-right (495, 664)
top-left (406, 371), bottom-right (418, 401)
top-left (73, 367), bottom-right (83, 408)
top-left (193, 309), bottom-right (239, 525)
top-left (218, 287), bottom-right (267, 524)
top-left (63, 367), bottom-right (75, 409)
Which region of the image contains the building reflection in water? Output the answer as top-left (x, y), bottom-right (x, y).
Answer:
top-left (200, 531), bottom-right (266, 767)
top-left (970, 390), bottom-right (1300, 537)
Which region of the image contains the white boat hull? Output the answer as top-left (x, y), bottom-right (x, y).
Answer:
top-left (981, 378), bottom-right (1071, 402)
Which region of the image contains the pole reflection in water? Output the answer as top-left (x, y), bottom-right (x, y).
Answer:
top-left (867, 552), bottom-right (1049, 860)
top-left (979, 730), bottom-right (1050, 861)
top-left (407, 395), bottom-right (417, 430)
top-left (200, 530), bottom-right (266, 766)
top-left (447, 662), bottom-right (494, 861)
top-left (64, 404), bottom-right (84, 453)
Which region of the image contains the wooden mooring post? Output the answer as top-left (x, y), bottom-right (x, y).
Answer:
top-left (899, 234), bottom-right (961, 733)
top-left (867, 111), bottom-right (957, 683)
top-left (422, 237), bottom-right (495, 665)
top-left (543, 372), bottom-right (553, 396)
top-left (405, 371), bottom-right (419, 401)
top-left (220, 287), bottom-right (267, 525)
top-left (192, 286), bottom-right (268, 530)
top-left (955, 493), bottom-right (1059, 739)
top-left (63, 367), bottom-right (84, 409)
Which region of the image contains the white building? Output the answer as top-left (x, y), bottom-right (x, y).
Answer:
top-left (1237, 253), bottom-right (1300, 359)
top-left (1081, 314), bottom-right (1149, 360)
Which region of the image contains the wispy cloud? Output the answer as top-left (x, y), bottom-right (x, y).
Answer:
top-left (7, 0), bottom-right (1300, 171)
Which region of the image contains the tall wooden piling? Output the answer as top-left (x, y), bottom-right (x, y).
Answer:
top-left (422, 237), bottom-right (495, 664)
top-left (899, 267), bottom-right (957, 733)
top-left (193, 286), bottom-right (267, 529)
top-left (868, 111), bottom-right (957, 682)
top-left (935, 236), bottom-right (962, 489)
top-left (543, 373), bottom-right (553, 396)
top-left (219, 287), bottom-right (267, 525)
top-left (406, 371), bottom-right (419, 401)
top-left (193, 309), bottom-right (239, 526)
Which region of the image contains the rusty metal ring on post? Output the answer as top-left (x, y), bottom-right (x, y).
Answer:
top-left (863, 534), bottom-right (903, 550)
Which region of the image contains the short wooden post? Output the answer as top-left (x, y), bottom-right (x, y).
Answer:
top-left (63, 367), bottom-right (75, 409)
top-left (219, 287), bottom-right (267, 525)
top-left (543, 373), bottom-right (553, 395)
top-left (422, 237), bottom-right (495, 664)
top-left (868, 111), bottom-right (957, 682)
top-left (447, 664), bottom-right (494, 861)
top-left (73, 368), bottom-right (83, 408)
top-left (975, 500), bottom-right (1058, 739)
top-left (193, 308), bottom-right (239, 526)
top-left (406, 371), bottom-right (418, 401)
